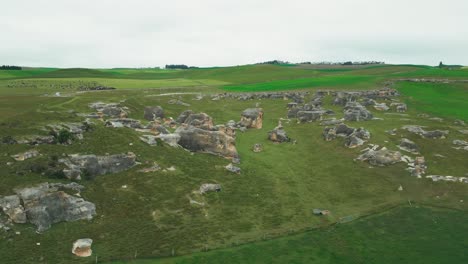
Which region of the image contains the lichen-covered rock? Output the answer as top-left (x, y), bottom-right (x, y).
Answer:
top-left (253, 143), bottom-right (263, 152)
top-left (158, 133), bottom-right (181, 147)
top-left (0, 183), bottom-right (96, 232)
top-left (373, 103), bottom-right (389, 111)
top-left (0, 195), bottom-right (27, 223)
top-left (225, 163), bottom-right (241, 174)
top-left (398, 138), bottom-right (419, 154)
top-left (105, 118), bottom-right (143, 129)
top-left (176, 126), bottom-right (238, 159)
top-left (296, 110), bottom-right (326, 123)
top-left (72, 238), bottom-right (93, 257)
top-left (144, 106), bottom-right (164, 121)
top-left (343, 102), bottom-right (373, 121)
top-left (239, 108), bottom-right (263, 129)
top-left (11, 150), bottom-right (39, 161)
top-left (60, 152), bottom-right (136, 180)
top-left (89, 102), bottom-right (127, 118)
top-left (268, 125), bottom-right (290, 143)
top-left (356, 147), bottom-right (402, 166)
top-left (402, 125), bottom-right (449, 139)
top-left (199, 183), bottom-right (221, 194)
top-left (177, 111), bottom-right (213, 130)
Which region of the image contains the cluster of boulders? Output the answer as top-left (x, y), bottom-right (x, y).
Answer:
top-left (0, 182), bottom-right (95, 232)
top-left (426, 175), bottom-right (468, 183)
top-left (5, 121), bottom-right (93, 146)
top-left (87, 102), bottom-right (128, 119)
top-left (402, 125), bottom-right (449, 139)
top-left (453, 140), bottom-right (468, 151)
top-left (356, 145), bottom-right (402, 166)
top-left (406, 156), bottom-right (427, 178)
top-left (287, 94), bottom-right (333, 122)
top-left (59, 152), bottom-right (136, 180)
top-left (343, 102), bottom-right (374, 121)
top-left (323, 124), bottom-right (371, 148)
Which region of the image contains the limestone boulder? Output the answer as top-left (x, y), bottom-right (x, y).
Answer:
top-left (0, 183), bottom-right (96, 232)
top-left (175, 126), bottom-right (238, 159)
top-left (60, 152), bottom-right (136, 180)
top-left (239, 108), bottom-right (263, 129)
top-left (268, 125), bottom-right (290, 143)
top-left (357, 147), bottom-right (402, 166)
top-left (72, 238), bottom-right (93, 257)
top-left (199, 183), bottom-right (221, 194)
top-left (144, 106), bottom-right (164, 121)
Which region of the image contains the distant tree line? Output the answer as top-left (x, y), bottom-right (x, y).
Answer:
top-left (0, 65), bottom-right (22, 70)
top-left (256, 60), bottom-right (289, 65)
top-left (165, 64), bottom-right (198, 69)
top-left (311, 61), bottom-right (385, 65)
top-left (256, 60), bottom-right (385, 66)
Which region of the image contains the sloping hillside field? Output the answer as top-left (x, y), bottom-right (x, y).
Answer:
top-left (0, 65), bottom-right (467, 263)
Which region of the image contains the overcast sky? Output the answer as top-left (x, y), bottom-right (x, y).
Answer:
top-left (1, 0), bottom-right (467, 68)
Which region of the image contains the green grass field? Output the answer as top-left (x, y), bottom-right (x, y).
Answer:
top-left (129, 206), bottom-right (468, 264)
top-left (0, 64), bottom-right (467, 264)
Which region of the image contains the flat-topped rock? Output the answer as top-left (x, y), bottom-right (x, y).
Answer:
top-left (0, 183), bottom-right (96, 232)
top-left (60, 152), bottom-right (136, 180)
top-left (239, 108), bottom-right (263, 129)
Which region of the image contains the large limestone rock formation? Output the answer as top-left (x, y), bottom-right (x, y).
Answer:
top-left (239, 108), bottom-right (263, 129)
top-left (0, 183), bottom-right (95, 232)
top-left (176, 111), bottom-right (213, 130)
top-left (176, 126), bottom-right (238, 159)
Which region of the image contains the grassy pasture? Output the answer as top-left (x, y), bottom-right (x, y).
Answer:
top-left (0, 64), bottom-right (467, 263)
top-left (130, 206), bottom-right (468, 264)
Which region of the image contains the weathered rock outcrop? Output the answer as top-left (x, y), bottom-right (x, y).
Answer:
top-left (343, 102), bottom-right (373, 121)
top-left (176, 126), bottom-right (238, 158)
top-left (253, 143), bottom-right (263, 152)
top-left (144, 106), bottom-right (164, 121)
top-left (105, 118), bottom-right (143, 129)
top-left (323, 124), bottom-right (370, 148)
top-left (398, 138), bottom-right (420, 154)
top-left (356, 146), bottom-right (402, 166)
top-left (373, 102), bottom-right (389, 111)
top-left (402, 125), bottom-right (449, 139)
top-left (268, 124), bottom-right (290, 143)
top-left (177, 111), bottom-right (213, 130)
top-left (0, 183), bottom-right (95, 232)
top-left (297, 110), bottom-right (326, 123)
top-left (453, 139), bottom-right (468, 151)
top-left (426, 175), bottom-right (468, 183)
top-left (59, 152), bottom-right (136, 180)
top-left (225, 163), bottom-right (241, 174)
top-left (239, 108), bottom-right (263, 129)
top-left (72, 238), bottom-right (93, 257)
top-left (11, 150), bottom-right (39, 161)
top-left (89, 102), bottom-right (128, 118)
top-left (199, 183), bottom-right (221, 194)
